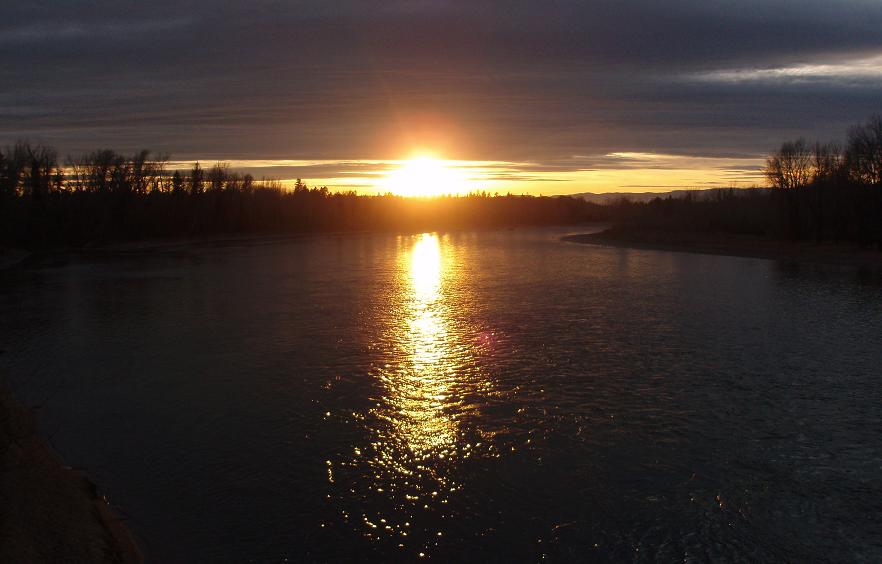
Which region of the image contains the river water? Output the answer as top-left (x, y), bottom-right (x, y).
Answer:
top-left (1, 227), bottom-right (880, 562)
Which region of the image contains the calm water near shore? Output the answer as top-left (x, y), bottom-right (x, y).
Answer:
top-left (1, 226), bottom-right (881, 562)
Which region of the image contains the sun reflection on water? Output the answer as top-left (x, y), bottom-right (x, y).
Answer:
top-left (393, 233), bottom-right (457, 455)
top-left (368, 233), bottom-right (463, 488)
top-left (329, 232), bottom-right (497, 557)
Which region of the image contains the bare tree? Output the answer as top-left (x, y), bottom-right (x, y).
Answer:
top-left (207, 162), bottom-right (230, 192)
top-left (19, 143), bottom-right (58, 199)
top-left (150, 153), bottom-right (170, 193)
top-left (763, 138), bottom-right (814, 189)
top-left (2, 143), bottom-right (31, 196)
top-left (845, 114), bottom-right (882, 186)
top-left (812, 141), bottom-right (843, 181)
top-left (74, 149), bottom-right (125, 193)
top-left (128, 150), bottom-right (150, 195)
top-left (0, 149), bottom-right (8, 194)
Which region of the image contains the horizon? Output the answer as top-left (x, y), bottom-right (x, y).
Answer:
top-left (152, 153), bottom-right (768, 196)
top-left (4, 1), bottom-right (882, 194)
top-left (3, 3), bottom-right (882, 561)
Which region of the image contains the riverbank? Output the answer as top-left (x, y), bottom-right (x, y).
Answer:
top-left (563, 228), bottom-right (882, 270)
top-left (0, 383), bottom-right (142, 563)
top-left (0, 247), bottom-right (30, 270)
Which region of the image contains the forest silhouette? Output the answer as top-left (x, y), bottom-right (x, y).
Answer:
top-left (1, 115), bottom-right (880, 250)
top-left (602, 115), bottom-right (882, 248)
top-left (0, 148), bottom-right (604, 248)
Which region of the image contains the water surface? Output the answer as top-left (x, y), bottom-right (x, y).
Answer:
top-left (1, 227), bottom-right (880, 562)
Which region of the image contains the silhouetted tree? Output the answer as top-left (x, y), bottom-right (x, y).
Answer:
top-left (21, 143), bottom-right (57, 199)
top-left (5, 114), bottom-right (882, 250)
top-left (764, 138), bottom-right (813, 190)
top-left (845, 115), bottom-right (882, 186)
top-left (0, 149), bottom-right (8, 194)
top-left (207, 163), bottom-right (229, 192)
top-left (2, 143), bottom-right (28, 196)
top-left (171, 170), bottom-right (184, 194)
top-left (190, 162), bottom-right (204, 195)
top-left (812, 142), bottom-right (844, 182)
top-left (764, 139), bottom-right (813, 237)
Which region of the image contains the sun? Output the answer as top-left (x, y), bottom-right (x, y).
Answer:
top-left (383, 154), bottom-right (469, 197)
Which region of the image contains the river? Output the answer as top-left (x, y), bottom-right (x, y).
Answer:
top-left (1, 227), bottom-right (880, 562)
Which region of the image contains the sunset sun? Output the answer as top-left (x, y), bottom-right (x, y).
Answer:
top-left (383, 155), bottom-right (469, 197)
top-left (5, 0), bottom-right (881, 561)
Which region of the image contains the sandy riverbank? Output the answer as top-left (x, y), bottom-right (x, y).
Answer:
top-left (0, 383), bottom-right (142, 563)
top-left (563, 228), bottom-right (882, 270)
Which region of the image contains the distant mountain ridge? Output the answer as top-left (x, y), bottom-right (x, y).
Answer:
top-left (570, 187), bottom-right (769, 204)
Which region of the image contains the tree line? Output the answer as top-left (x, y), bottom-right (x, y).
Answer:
top-left (0, 145), bottom-right (605, 249)
top-left (4, 115), bottom-right (879, 250)
top-left (761, 115), bottom-right (882, 243)
top-left (610, 115), bottom-right (882, 247)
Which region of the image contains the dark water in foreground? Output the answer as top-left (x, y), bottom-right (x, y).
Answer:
top-left (1, 227), bottom-right (881, 562)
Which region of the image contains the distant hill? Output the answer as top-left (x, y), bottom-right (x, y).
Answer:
top-left (570, 187), bottom-right (769, 204)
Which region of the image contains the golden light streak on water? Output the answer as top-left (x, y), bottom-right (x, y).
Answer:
top-left (389, 233), bottom-right (457, 455)
top-left (333, 232), bottom-right (497, 557)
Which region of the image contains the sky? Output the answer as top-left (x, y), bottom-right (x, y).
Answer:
top-left (2, 1), bottom-right (882, 194)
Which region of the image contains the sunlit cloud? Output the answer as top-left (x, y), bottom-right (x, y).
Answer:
top-left (691, 52), bottom-right (882, 84)
top-left (5, 1), bottom-right (882, 192)
top-left (163, 152), bottom-right (765, 195)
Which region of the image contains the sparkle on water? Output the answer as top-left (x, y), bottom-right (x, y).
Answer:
top-left (332, 233), bottom-right (496, 558)
top-left (3, 227), bottom-right (881, 562)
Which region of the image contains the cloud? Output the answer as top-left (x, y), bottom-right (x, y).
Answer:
top-left (688, 52), bottom-right (882, 85)
top-left (0, 18), bottom-right (192, 44)
top-left (1, 0), bottom-right (881, 193)
top-left (151, 153), bottom-right (763, 195)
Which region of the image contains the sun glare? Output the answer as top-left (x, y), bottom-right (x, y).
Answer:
top-left (383, 155), bottom-right (469, 197)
